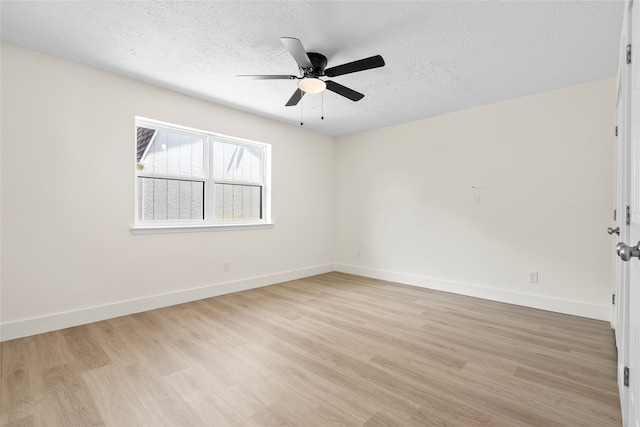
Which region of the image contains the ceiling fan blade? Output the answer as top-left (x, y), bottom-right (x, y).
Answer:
top-left (285, 88), bottom-right (305, 106)
top-left (237, 75), bottom-right (297, 80)
top-left (324, 55), bottom-right (385, 77)
top-left (325, 81), bottom-right (364, 102)
top-left (281, 37), bottom-right (313, 70)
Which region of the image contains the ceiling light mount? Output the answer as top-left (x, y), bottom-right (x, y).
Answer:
top-left (297, 52), bottom-right (328, 93)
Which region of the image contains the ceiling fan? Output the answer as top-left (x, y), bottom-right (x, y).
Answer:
top-left (237, 37), bottom-right (385, 107)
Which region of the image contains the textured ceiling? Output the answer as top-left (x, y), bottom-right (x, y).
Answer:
top-left (0, 1), bottom-right (625, 137)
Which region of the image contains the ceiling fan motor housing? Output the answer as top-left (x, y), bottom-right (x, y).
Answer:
top-left (303, 52), bottom-right (328, 77)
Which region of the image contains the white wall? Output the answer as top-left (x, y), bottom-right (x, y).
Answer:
top-left (334, 79), bottom-right (616, 320)
top-left (0, 43), bottom-right (336, 340)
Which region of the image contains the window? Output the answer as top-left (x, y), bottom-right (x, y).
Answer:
top-left (134, 118), bottom-right (271, 232)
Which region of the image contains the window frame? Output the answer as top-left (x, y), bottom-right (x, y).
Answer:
top-left (132, 117), bottom-right (272, 234)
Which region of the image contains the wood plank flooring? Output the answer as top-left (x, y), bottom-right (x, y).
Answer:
top-left (1, 272), bottom-right (621, 426)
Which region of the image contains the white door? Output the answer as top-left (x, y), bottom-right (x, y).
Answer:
top-left (626, 2), bottom-right (640, 421)
top-left (616, 1), bottom-right (640, 425)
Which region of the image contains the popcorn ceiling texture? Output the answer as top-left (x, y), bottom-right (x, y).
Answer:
top-left (0, 1), bottom-right (624, 137)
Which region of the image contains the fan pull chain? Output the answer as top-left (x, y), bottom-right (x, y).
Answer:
top-left (321, 91), bottom-right (324, 120)
top-left (300, 99), bottom-right (303, 126)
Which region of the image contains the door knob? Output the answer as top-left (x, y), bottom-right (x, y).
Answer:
top-left (616, 241), bottom-right (640, 261)
top-left (608, 227), bottom-right (620, 235)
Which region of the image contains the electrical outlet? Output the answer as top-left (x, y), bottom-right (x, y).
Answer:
top-left (528, 272), bottom-right (538, 283)
top-left (357, 251), bottom-right (362, 260)
top-left (223, 261), bottom-right (230, 272)
top-left (472, 193), bottom-right (480, 205)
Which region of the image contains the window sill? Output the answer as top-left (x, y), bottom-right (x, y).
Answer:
top-left (131, 222), bottom-right (274, 235)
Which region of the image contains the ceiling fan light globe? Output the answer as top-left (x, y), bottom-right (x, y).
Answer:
top-left (298, 78), bottom-right (326, 94)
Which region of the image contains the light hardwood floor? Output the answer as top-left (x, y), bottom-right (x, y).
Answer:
top-left (1, 272), bottom-right (621, 426)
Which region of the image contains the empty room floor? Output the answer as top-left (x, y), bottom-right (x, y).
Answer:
top-left (1, 272), bottom-right (621, 426)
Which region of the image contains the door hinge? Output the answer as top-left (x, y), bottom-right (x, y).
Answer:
top-left (624, 366), bottom-right (630, 387)
top-left (615, 125), bottom-right (618, 136)
top-left (627, 205), bottom-right (631, 226)
top-left (612, 294), bottom-right (616, 304)
top-left (627, 44), bottom-right (632, 64)
top-left (614, 209), bottom-right (617, 221)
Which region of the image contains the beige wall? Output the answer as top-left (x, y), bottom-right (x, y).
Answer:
top-left (334, 79), bottom-right (616, 319)
top-left (0, 43), bottom-right (336, 339)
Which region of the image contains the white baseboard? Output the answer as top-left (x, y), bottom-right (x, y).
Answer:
top-left (1, 262), bottom-right (611, 341)
top-left (0, 264), bottom-right (334, 342)
top-left (335, 263), bottom-right (611, 322)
